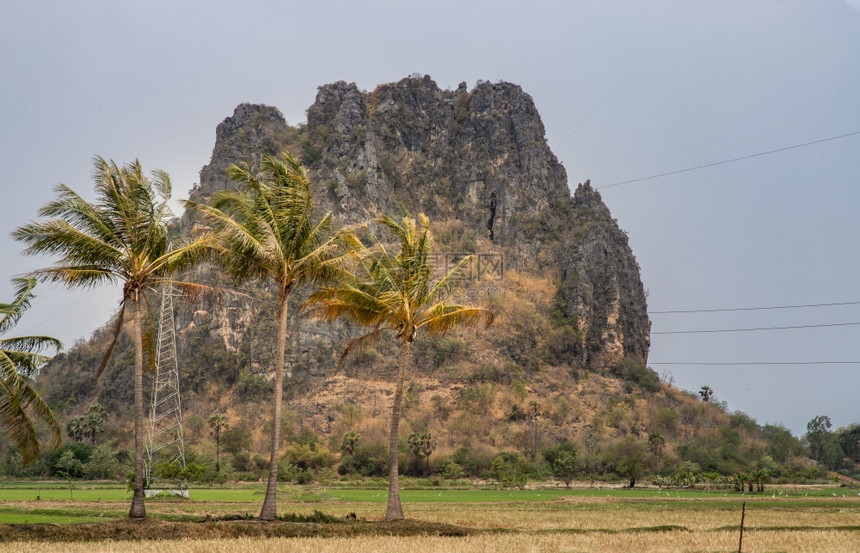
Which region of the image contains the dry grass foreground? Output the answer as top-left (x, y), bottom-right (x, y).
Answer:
top-left (0, 492), bottom-right (857, 552)
top-left (0, 530), bottom-right (859, 553)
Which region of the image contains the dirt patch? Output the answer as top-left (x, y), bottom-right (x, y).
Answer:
top-left (0, 518), bottom-right (475, 542)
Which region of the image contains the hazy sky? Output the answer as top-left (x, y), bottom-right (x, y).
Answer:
top-left (2, 0), bottom-right (858, 435)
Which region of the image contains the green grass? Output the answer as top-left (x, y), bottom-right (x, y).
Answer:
top-left (0, 507), bottom-right (114, 524)
top-left (0, 482), bottom-right (852, 504)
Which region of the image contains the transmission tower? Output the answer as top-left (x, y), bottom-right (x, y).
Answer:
top-left (144, 283), bottom-right (186, 490)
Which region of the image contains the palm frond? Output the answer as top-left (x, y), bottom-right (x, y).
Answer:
top-left (0, 352), bottom-right (61, 462)
top-left (0, 278), bottom-right (37, 335)
top-left (417, 304), bottom-right (494, 335)
top-left (428, 254), bottom-right (473, 302)
top-left (96, 301), bottom-right (126, 378)
top-left (338, 327), bottom-right (390, 364)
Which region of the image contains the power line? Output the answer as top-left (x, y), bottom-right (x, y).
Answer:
top-left (556, 106), bottom-right (600, 150)
top-left (649, 300), bottom-right (860, 315)
top-left (649, 361), bottom-right (860, 366)
top-left (597, 130), bottom-right (860, 190)
top-left (652, 320), bottom-right (860, 335)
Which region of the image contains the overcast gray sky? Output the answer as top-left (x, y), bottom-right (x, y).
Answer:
top-left (2, 0), bottom-right (858, 435)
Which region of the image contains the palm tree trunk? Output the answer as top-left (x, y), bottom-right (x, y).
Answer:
top-left (215, 430), bottom-right (221, 473)
top-left (129, 298), bottom-right (146, 519)
top-left (260, 297), bottom-right (288, 520)
top-left (385, 340), bottom-right (411, 521)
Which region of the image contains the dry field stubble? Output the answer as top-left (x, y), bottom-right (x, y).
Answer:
top-left (0, 530), bottom-right (858, 553)
top-left (0, 493), bottom-right (856, 552)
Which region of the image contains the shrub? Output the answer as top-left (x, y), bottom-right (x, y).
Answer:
top-left (543, 442), bottom-right (578, 487)
top-left (352, 442), bottom-right (388, 477)
top-left (282, 444), bottom-right (335, 471)
top-left (488, 452), bottom-right (533, 488)
top-left (609, 357), bottom-right (660, 393)
top-left (450, 446), bottom-right (495, 477)
top-left (234, 368), bottom-right (273, 402)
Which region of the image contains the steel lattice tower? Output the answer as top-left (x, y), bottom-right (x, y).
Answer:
top-left (144, 283), bottom-right (186, 489)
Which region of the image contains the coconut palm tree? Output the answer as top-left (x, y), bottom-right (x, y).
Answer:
top-left (185, 151), bottom-right (358, 520)
top-left (0, 277), bottom-right (62, 463)
top-left (13, 156), bottom-right (212, 519)
top-left (208, 413), bottom-right (229, 473)
top-left (305, 214), bottom-right (493, 520)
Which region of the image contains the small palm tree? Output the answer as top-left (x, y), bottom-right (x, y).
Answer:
top-left (14, 156), bottom-right (212, 518)
top-left (306, 214), bottom-right (493, 520)
top-left (208, 413), bottom-right (229, 473)
top-left (83, 403), bottom-right (106, 447)
top-left (341, 429), bottom-right (361, 456)
top-left (699, 385), bottom-right (713, 403)
top-left (185, 152), bottom-right (357, 520)
top-left (0, 278), bottom-right (62, 462)
top-left (66, 416), bottom-right (85, 443)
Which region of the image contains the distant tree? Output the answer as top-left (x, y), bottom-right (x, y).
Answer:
top-left (208, 414), bottom-right (229, 473)
top-left (154, 460), bottom-right (205, 489)
top-left (66, 416), bottom-right (85, 443)
top-left (55, 450), bottom-right (84, 499)
top-left (341, 430), bottom-right (361, 456)
top-left (762, 424), bottom-right (801, 463)
top-left (222, 426), bottom-right (251, 456)
top-left (674, 461), bottom-right (700, 487)
top-left (84, 446), bottom-right (120, 480)
top-left (613, 437), bottom-right (649, 488)
top-left (488, 451), bottom-right (532, 489)
top-left (753, 456), bottom-right (778, 493)
top-left (407, 432), bottom-right (436, 476)
top-left (647, 432), bottom-right (665, 457)
top-left (0, 278), bottom-right (62, 462)
top-left (543, 442), bottom-right (578, 488)
top-left (306, 214), bottom-right (493, 520)
top-left (836, 424), bottom-right (860, 464)
top-left (83, 403), bottom-right (106, 446)
top-left (698, 386), bottom-right (713, 403)
top-left (806, 415), bottom-right (844, 469)
top-left (15, 157), bottom-right (212, 518)
top-left (582, 425), bottom-right (602, 487)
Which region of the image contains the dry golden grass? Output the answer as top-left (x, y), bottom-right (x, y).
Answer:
top-left (1, 492), bottom-right (857, 552)
top-left (401, 500), bottom-right (860, 532)
top-left (1, 529), bottom-right (858, 553)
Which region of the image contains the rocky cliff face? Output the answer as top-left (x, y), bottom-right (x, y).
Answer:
top-left (188, 75), bottom-right (650, 372)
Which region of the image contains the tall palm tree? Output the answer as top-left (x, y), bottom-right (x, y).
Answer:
top-left (306, 214), bottom-right (493, 520)
top-left (185, 152), bottom-right (358, 520)
top-left (14, 156), bottom-right (212, 519)
top-left (0, 277), bottom-right (62, 463)
top-left (208, 413), bottom-right (229, 473)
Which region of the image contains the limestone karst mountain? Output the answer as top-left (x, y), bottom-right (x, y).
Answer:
top-left (38, 76), bottom-right (673, 460)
